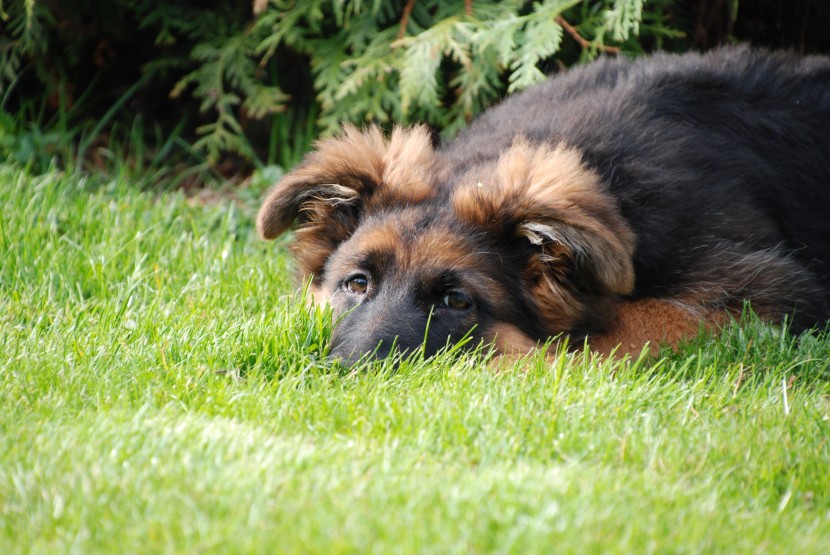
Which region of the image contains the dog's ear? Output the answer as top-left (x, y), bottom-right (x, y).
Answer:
top-left (257, 124), bottom-right (435, 279)
top-left (453, 140), bottom-right (636, 297)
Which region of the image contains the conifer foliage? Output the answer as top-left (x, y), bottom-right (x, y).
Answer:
top-left (1, 1), bottom-right (681, 166)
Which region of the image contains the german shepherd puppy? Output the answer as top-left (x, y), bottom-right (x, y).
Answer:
top-left (257, 46), bottom-right (830, 363)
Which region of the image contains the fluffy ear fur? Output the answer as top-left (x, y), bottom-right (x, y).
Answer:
top-left (452, 139), bottom-right (636, 327)
top-left (256, 124), bottom-right (435, 280)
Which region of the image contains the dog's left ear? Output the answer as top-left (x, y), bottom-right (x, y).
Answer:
top-left (453, 140), bottom-right (636, 297)
top-left (257, 124), bottom-right (435, 279)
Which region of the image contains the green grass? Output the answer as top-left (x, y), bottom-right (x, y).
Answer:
top-left (2, 164), bottom-right (829, 554)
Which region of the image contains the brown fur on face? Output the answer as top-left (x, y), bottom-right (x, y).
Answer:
top-left (321, 215), bottom-right (512, 310)
top-left (256, 124), bottom-right (436, 283)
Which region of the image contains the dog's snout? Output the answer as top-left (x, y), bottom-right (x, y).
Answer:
top-left (327, 337), bottom-right (406, 366)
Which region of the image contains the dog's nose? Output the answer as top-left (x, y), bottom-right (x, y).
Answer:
top-left (326, 349), bottom-right (365, 367)
top-left (327, 339), bottom-right (403, 366)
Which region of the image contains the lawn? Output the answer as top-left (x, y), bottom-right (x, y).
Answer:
top-left (2, 164), bottom-right (829, 554)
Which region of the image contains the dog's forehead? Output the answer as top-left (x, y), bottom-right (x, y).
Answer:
top-left (333, 206), bottom-right (488, 271)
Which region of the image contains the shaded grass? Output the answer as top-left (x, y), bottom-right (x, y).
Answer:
top-left (2, 165), bottom-right (829, 553)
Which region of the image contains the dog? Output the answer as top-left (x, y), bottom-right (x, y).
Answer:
top-left (257, 46), bottom-right (830, 363)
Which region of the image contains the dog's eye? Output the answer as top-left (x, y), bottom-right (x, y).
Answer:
top-left (345, 275), bottom-right (369, 294)
top-left (441, 291), bottom-right (472, 310)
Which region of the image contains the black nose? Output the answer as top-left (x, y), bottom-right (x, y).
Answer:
top-left (327, 338), bottom-right (406, 367)
top-left (326, 348), bottom-right (368, 367)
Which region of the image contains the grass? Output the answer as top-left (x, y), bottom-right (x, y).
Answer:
top-left (1, 163), bottom-right (829, 554)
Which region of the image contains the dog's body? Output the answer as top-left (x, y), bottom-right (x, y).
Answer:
top-left (258, 47), bottom-right (830, 362)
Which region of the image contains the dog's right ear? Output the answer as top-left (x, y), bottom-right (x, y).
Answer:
top-left (256, 124), bottom-right (435, 279)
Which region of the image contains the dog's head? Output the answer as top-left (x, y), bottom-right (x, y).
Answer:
top-left (258, 126), bottom-right (635, 363)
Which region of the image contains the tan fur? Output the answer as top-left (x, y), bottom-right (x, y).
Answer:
top-left (485, 323), bottom-right (538, 354)
top-left (589, 298), bottom-right (724, 356)
top-left (308, 283), bottom-right (328, 306)
top-left (381, 126), bottom-right (435, 203)
top-left (347, 221), bottom-right (401, 256)
top-left (409, 229), bottom-right (488, 272)
top-left (344, 221), bottom-right (498, 274)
